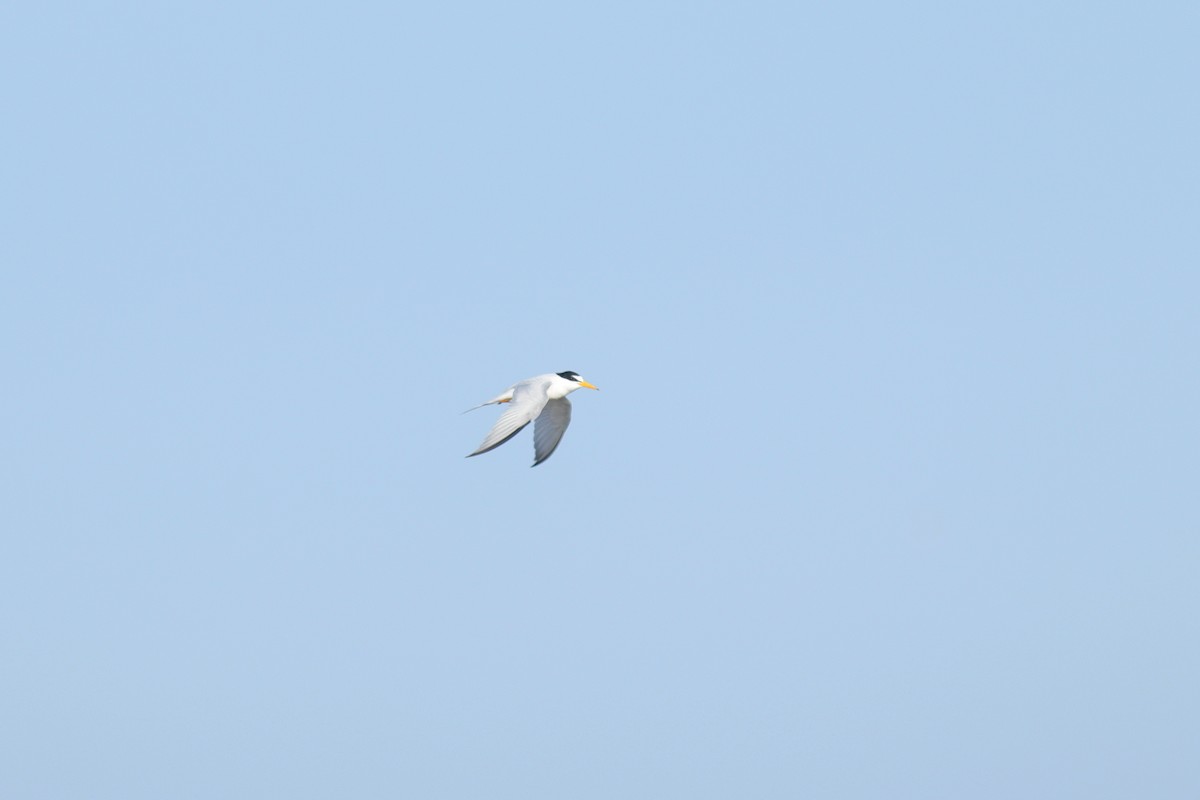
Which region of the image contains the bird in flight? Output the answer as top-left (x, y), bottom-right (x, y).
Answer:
top-left (465, 371), bottom-right (600, 466)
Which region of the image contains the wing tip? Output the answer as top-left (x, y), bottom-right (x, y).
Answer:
top-left (467, 421), bottom-right (531, 461)
top-left (531, 449), bottom-right (557, 467)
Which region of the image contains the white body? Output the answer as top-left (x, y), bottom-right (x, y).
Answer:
top-left (465, 372), bottom-right (598, 466)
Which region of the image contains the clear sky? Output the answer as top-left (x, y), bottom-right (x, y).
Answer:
top-left (3, 2), bottom-right (1198, 798)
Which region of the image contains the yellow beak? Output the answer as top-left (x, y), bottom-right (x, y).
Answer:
top-left (578, 380), bottom-right (599, 390)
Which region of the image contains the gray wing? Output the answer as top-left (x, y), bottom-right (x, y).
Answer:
top-left (532, 397), bottom-right (572, 466)
top-left (467, 380), bottom-right (550, 458)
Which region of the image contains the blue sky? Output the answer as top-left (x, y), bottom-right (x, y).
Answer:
top-left (3, 2), bottom-right (1198, 798)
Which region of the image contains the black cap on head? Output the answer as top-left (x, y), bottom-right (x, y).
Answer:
top-left (557, 371), bottom-right (581, 381)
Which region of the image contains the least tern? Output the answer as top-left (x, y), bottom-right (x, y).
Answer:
top-left (465, 371), bottom-right (600, 466)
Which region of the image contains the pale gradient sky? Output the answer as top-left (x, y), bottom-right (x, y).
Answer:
top-left (3, 2), bottom-right (1198, 798)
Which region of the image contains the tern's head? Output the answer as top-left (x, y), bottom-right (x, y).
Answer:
top-left (557, 371), bottom-right (599, 390)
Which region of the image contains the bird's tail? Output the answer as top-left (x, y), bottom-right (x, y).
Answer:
top-left (462, 389), bottom-right (515, 413)
top-left (461, 402), bottom-right (494, 414)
